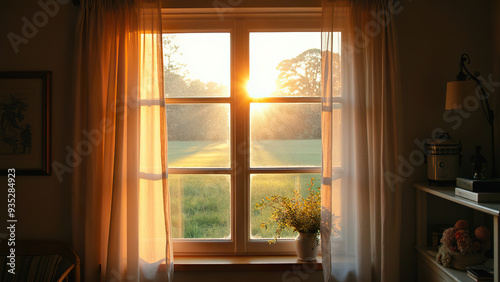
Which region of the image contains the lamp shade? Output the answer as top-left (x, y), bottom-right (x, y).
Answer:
top-left (445, 80), bottom-right (477, 110)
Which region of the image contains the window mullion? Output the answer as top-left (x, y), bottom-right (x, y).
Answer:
top-left (249, 168), bottom-right (321, 174)
top-left (164, 98), bottom-right (232, 104)
top-left (233, 19), bottom-right (250, 254)
top-left (249, 97), bottom-right (322, 103)
top-left (168, 168), bottom-right (232, 174)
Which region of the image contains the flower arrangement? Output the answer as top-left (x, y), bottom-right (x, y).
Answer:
top-left (436, 220), bottom-right (492, 268)
top-left (255, 178), bottom-right (321, 244)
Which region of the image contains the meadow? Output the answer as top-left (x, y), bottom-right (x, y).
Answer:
top-left (168, 139), bottom-right (322, 240)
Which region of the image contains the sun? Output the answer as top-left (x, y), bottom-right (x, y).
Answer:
top-left (246, 79), bottom-right (275, 115)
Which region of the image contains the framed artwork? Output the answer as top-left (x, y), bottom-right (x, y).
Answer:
top-left (0, 71), bottom-right (51, 175)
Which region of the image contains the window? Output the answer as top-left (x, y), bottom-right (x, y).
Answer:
top-left (163, 9), bottom-right (333, 254)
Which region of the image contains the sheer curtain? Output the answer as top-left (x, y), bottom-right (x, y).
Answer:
top-left (321, 0), bottom-right (402, 281)
top-left (71, 0), bottom-right (173, 281)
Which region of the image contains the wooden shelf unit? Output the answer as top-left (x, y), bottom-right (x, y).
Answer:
top-left (414, 183), bottom-right (500, 282)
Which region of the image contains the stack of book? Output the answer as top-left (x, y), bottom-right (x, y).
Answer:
top-left (467, 268), bottom-right (493, 281)
top-left (454, 177), bottom-right (500, 203)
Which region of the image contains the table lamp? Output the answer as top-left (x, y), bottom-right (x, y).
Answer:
top-left (445, 53), bottom-right (496, 178)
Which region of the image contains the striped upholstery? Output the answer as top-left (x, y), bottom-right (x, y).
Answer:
top-left (0, 255), bottom-right (63, 282)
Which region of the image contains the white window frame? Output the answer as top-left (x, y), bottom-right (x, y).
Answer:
top-left (163, 8), bottom-right (325, 255)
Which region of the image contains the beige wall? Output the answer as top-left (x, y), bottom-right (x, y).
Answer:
top-left (397, 0), bottom-right (495, 280)
top-left (161, 0), bottom-right (321, 8)
top-left (0, 1), bottom-right (78, 241)
top-left (175, 270), bottom-right (322, 282)
top-left (0, 0), bottom-right (498, 282)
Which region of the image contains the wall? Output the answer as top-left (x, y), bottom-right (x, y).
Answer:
top-left (0, 0), bottom-right (498, 282)
top-left (396, 0), bottom-right (495, 280)
top-left (175, 270), bottom-right (322, 282)
top-left (0, 1), bottom-right (78, 242)
top-left (161, 0), bottom-right (321, 8)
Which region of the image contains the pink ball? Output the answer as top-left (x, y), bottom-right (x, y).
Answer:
top-left (454, 220), bottom-right (469, 230)
top-left (475, 226), bottom-right (491, 241)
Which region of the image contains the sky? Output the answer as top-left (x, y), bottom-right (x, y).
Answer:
top-left (168, 32), bottom-right (321, 97)
top-left (249, 32), bottom-right (321, 97)
top-left (168, 33), bottom-right (231, 87)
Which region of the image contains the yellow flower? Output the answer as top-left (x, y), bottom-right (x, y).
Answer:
top-left (255, 178), bottom-right (325, 243)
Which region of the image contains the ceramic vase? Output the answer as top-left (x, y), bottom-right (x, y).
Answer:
top-left (295, 232), bottom-right (319, 261)
top-left (451, 252), bottom-right (487, 270)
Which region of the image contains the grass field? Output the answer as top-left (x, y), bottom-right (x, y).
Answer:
top-left (168, 139), bottom-right (321, 239)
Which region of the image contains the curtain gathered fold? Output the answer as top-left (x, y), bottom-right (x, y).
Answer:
top-left (71, 0), bottom-right (173, 281)
top-left (321, 0), bottom-right (402, 281)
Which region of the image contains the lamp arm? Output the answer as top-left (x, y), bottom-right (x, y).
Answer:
top-left (459, 53), bottom-right (497, 178)
top-left (459, 54), bottom-right (495, 126)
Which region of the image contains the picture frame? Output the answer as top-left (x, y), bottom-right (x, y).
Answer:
top-left (0, 71), bottom-right (51, 175)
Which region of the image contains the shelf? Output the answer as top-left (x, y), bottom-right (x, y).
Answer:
top-left (415, 182), bottom-right (500, 282)
top-left (414, 183), bottom-right (500, 216)
top-left (416, 246), bottom-right (473, 282)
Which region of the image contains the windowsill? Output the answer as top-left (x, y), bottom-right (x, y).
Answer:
top-left (170, 255), bottom-right (323, 272)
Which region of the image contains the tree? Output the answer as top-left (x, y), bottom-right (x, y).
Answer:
top-left (163, 35), bottom-right (185, 76)
top-left (163, 35), bottom-right (229, 141)
top-left (163, 35), bottom-right (189, 98)
top-left (276, 48), bottom-right (340, 97)
top-left (276, 48), bottom-right (321, 97)
top-left (255, 48), bottom-right (340, 140)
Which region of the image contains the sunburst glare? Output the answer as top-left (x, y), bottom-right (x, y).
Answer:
top-left (247, 79), bottom-right (277, 98)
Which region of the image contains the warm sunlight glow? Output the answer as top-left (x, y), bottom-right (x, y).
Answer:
top-left (247, 80), bottom-right (277, 98)
top-left (250, 103), bottom-right (270, 115)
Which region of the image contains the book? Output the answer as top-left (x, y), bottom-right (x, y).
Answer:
top-left (468, 272), bottom-right (493, 281)
top-left (467, 268), bottom-right (493, 281)
top-left (456, 177), bottom-right (500, 192)
top-left (455, 187), bottom-right (500, 203)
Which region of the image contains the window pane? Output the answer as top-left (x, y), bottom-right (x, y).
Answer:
top-left (250, 174), bottom-right (321, 239)
top-left (163, 33), bottom-right (230, 98)
top-left (248, 32), bottom-right (321, 98)
top-left (167, 104), bottom-right (230, 168)
top-left (250, 103), bottom-right (321, 167)
top-left (170, 174), bottom-right (231, 239)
